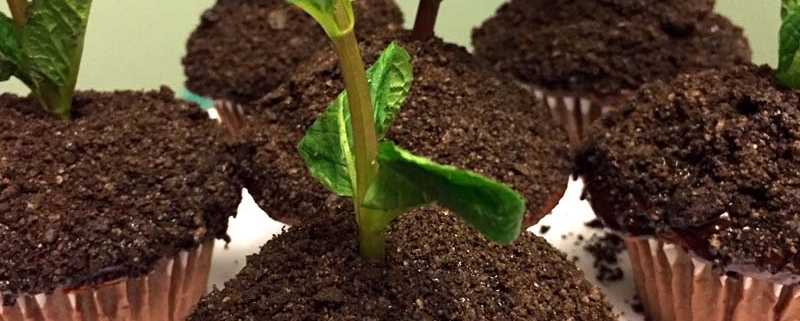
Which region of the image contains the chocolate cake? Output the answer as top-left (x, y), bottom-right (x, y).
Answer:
top-left (578, 64), bottom-right (800, 274)
top-left (183, 0), bottom-right (403, 103)
top-left (577, 64), bottom-right (800, 320)
top-left (472, 0), bottom-right (751, 99)
top-left (472, 0), bottom-right (751, 144)
top-left (187, 207), bottom-right (617, 320)
top-left (0, 88), bottom-right (242, 305)
top-left (238, 30), bottom-right (571, 227)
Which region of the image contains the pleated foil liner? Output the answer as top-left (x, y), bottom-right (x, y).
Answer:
top-left (529, 88), bottom-right (611, 148)
top-left (1, 239), bottom-right (214, 321)
top-left (624, 237), bottom-right (800, 321)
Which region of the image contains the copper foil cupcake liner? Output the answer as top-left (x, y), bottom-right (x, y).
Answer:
top-left (528, 87), bottom-right (612, 149)
top-left (1, 239), bottom-right (214, 321)
top-left (625, 237), bottom-right (800, 321)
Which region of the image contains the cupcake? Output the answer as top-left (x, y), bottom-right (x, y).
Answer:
top-left (187, 207), bottom-right (617, 320)
top-left (577, 64), bottom-right (800, 320)
top-left (183, 0), bottom-right (403, 103)
top-left (238, 30), bottom-right (571, 227)
top-left (472, 0), bottom-right (751, 146)
top-left (0, 88), bottom-right (242, 321)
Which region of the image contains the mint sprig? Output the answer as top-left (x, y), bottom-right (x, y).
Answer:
top-left (779, 0), bottom-right (800, 88)
top-left (0, 0), bottom-right (93, 119)
top-left (297, 43), bottom-right (526, 249)
top-left (299, 43), bottom-right (413, 196)
top-left (288, 0), bottom-right (526, 260)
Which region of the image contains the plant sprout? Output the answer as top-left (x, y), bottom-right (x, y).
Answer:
top-left (779, 0), bottom-right (800, 89)
top-left (286, 0), bottom-right (525, 261)
top-left (1, 0), bottom-right (92, 120)
top-left (779, 0), bottom-right (800, 87)
top-left (411, 0), bottom-right (442, 40)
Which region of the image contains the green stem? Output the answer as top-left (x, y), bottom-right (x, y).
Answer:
top-left (31, 39), bottom-right (84, 120)
top-left (359, 227), bottom-right (385, 261)
top-left (411, 0), bottom-right (442, 40)
top-left (29, 1), bottom-right (88, 120)
top-left (6, 0), bottom-right (27, 29)
top-left (331, 2), bottom-right (384, 261)
top-left (33, 83), bottom-right (72, 120)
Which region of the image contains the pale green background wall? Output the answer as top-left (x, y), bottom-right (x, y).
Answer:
top-left (0, 1), bottom-right (780, 95)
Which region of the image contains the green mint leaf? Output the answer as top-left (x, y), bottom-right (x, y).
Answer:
top-left (285, 0), bottom-right (353, 37)
top-left (363, 142), bottom-right (526, 245)
top-left (299, 92), bottom-right (358, 196)
top-left (778, 10), bottom-right (800, 88)
top-left (299, 43), bottom-right (414, 196)
top-left (784, 0), bottom-right (800, 19)
top-left (0, 13), bottom-right (21, 81)
top-left (21, 0), bottom-right (92, 89)
top-left (370, 43), bottom-right (413, 139)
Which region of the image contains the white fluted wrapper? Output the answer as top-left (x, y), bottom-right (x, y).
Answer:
top-left (1, 239), bottom-right (214, 321)
top-left (625, 237), bottom-right (800, 321)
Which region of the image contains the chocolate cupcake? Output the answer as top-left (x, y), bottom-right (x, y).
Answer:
top-left (183, 0), bottom-right (403, 103)
top-left (187, 207), bottom-right (617, 320)
top-left (577, 64), bottom-right (800, 320)
top-left (238, 30), bottom-right (571, 227)
top-left (0, 88), bottom-right (241, 321)
top-left (472, 0), bottom-right (751, 146)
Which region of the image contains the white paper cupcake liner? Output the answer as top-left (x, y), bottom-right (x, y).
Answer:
top-left (1, 239), bottom-right (214, 321)
top-left (625, 237), bottom-right (800, 321)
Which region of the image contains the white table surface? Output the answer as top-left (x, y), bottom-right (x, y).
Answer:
top-left (206, 179), bottom-right (641, 321)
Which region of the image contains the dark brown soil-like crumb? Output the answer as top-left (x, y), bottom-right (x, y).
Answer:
top-left (241, 30), bottom-right (571, 226)
top-left (583, 234), bottom-right (626, 283)
top-left (585, 218), bottom-right (605, 229)
top-left (0, 88), bottom-right (242, 304)
top-left (631, 297), bottom-right (645, 314)
top-left (187, 207), bottom-right (617, 320)
top-left (472, 0), bottom-right (751, 98)
top-left (577, 64), bottom-right (800, 275)
top-left (183, 0), bottom-right (403, 103)
top-left (539, 225), bottom-right (551, 234)
top-left (236, 121), bottom-right (350, 225)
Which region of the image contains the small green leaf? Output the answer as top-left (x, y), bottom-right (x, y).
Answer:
top-left (299, 93), bottom-right (358, 196)
top-left (285, 0), bottom-right (353, 37)
top-left (784, 0), bottom-right (800, 19)
top-left (299, 44), bottom-right (414, 196)
top-left (0, 13), bottom-right (21, 81)
top-left (778, 10), bottom-right (800, 88)
top-left (370, 43), bottom-right (413, 139)
top-left (363, 142), bottom-right (526, 245)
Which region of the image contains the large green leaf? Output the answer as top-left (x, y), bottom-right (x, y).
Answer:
top-left (285, 0), bottom-right (352, 37)
top-left (0, 13), bottom-right (21, 81)
top-left (298, 43), bottom-right (413, 196)
top-left (21, 0), bottom-right (92, 89)
top-left (778, 10), bottom-right (800, 88)
top-left (363, 142), bottom-right (526, 245)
